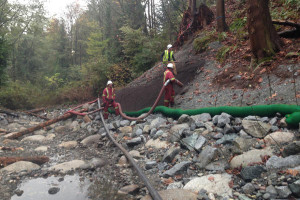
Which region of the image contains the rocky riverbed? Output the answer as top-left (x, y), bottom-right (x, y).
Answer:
top-left (0, 103), bottom-right (300, 200)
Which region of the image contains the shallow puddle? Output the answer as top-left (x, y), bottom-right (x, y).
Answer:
top-left (11, 175), bottom-right (90, 200)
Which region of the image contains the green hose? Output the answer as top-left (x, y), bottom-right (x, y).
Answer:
top-left (118, 104), bottom-right (300, 127)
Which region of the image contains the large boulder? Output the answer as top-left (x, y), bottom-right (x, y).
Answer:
top-left (183, 173), bottom-right (233, 197)
top-left (264, 131), bottom-right (294, 146)
top-left (230, 148), bottom-right (274, 168)
top-left (242, 120), bottom-right (271, 138)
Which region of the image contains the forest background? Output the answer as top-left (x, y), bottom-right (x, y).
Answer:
top-left (0, 0), bottom-right (299, 109)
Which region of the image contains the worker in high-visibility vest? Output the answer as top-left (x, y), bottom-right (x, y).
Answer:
top-left (161, 44), bottom-right (177, 75)
top-left (102, 80), bottom-right (119, 119)
top-left (163, 63), bottom-right (182, 107)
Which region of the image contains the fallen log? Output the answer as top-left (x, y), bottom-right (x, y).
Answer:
top-left (278, 29), bottom-right (300, 39)
top-left (272, 20), bottom-right (300, 28)
top-left (7, 109), bottom-right (87, 140)
top-left (0, 156), bottom-right (49, 167)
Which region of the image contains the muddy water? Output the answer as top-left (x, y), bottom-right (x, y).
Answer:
top-left (11, 175), bottom-right (90, 200)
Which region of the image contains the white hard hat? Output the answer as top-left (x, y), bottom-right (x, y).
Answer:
top-left (167, 63), bottom-right (173, 69)
top-left (167, 44), bottom-right (172, 49)
top-left (107, 80), bottom-right (113, 85)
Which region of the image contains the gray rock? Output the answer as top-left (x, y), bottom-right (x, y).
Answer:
top-left (240, 166), bottom-right (266, 182)
top-left (120, 120), bottom-right (130, 127)
top-left (170, 123), bottom-right (189, 143)
top-left (35, 146), bottom-right (48, 152)
top-left (191, 113), bottom-right (212, 123)
top-left (162, 147), bottom-right (180, 163)
top-left (204, 122), bottom-right (213, 132)
top-left (264, 131), bottom-right (294, 146)
top-left (216, 134), bottom-right (237, 145)
top-left (21, 135), bottom-right (46, 143)
top-left (205, 159), bottom-right (228, 172)
top-left (242, 183), bottom-right (255, 194)
top-left (49, 160), bottom-right (86, 173)
top-left (212, 132), bottom-right (224, 139)
top-left (58, 141), bottom-right (77, 149)
top-left (167, 182), bottom-right (183, 190)
top-left (153, 130), bottom-right (164, 139)
top-left (233, 126), bottom-right (242, 132)
top-left (195, 121), bottom-right (206, 128)
top-left (150, 128), bottom-right (157, 137)
top-left (223, 124), bottom-right (234, 134)
top-left (14, 189), bottom-right (24, 196)
top-left (80, 134), bottom-right (101, 147)
top-left (112, 121), bottom-right (120, 129)
top-left (194, 146), bottom-right (218, 168)
top-left (119, 185), bottom-right (140, 195)
top-left (276, 186), bottom-right (292, 198)
top-left (145, 139), bottom-right (168, 149)
top-left (266, 185), bottom-right (277, 198)
top-left (141, 189), bottom-right (197, 200)
top-left (178, 114), bottom-right (193, 124)
top-left (270, 126), bottom-right (279, 132)
top-left (235, 118), bottom-right (242, 124)
top-left (283, 141), bottom-right (300, 157)
top-left (0, 161), bottom-right (40, 174)
top-left (162, 161), bottom-right (192, 178)
top-left (212, 115), bottom-right (219, 125)
top-left (289, 179), bottom-right (300, 197)
top-left (126, 137), bottom-right (142, 147)
top-left (269, 117), bottom-right (278, 125)
top-left (239, 130), bottom-right (250, 138)
top-left (242, 120), bottom-right (271, 138)
top-left (48, 187), bottom-right (60, 195)
top-left (158, 162), bottom-right (168, 171)
top-left (266, 155), bottom-right (300, 169)
top-left (54, 125), bottom-right (68, 133)
top-left (150, 117), bottom-right (166, 129)
top-left (135, 129), bottom-right (143, 137)
top-left (263, 193), bottom-right (271, 199)
top-left (143, 125), bottom-right (151, 134)
top-left (145, 161), bottom-right (157, 170)
top-left (181, 134), bottom-right (199, 151)
top-left (233, 137), bottom-right (254, 152)
top-left (194, 136), bottom-right (206, 151)
top-left (217, 113), bottom-right (231, 128)
top-left (244, 116), bottom-right (260, 121)
top-left (86, 158), bottom-right (106, 169)
top-left (260, 117), bottom-right (269, 123)
top-left (34, 129), bottom-right (47, 135)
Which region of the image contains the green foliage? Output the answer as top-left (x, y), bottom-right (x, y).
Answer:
top-left (217, 32), bottom-right (227, 42)
top-left (0, 37), bottom-right (8, 86)
top-left (193, 32), bottom-right (216, 53)
top-left (216, 46), bottom-right (231, 63)
top-left (230, 17), bottom-right (247, 40)
top-left (45, 73), bottom-right (64, 90)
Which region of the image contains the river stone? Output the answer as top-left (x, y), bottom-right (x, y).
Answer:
top-left (275, 186), bottom-right (292, 198)
top-left (126, 137), bottom-right (142, 147)
top-left (141, 189), bottom-right (197, 200)
top-left (0, 161), bottom-right (40, 174)
top-left (45, 133), bottom-right (56, 141)
top-left (69, 121), bottom-right (80, 131)
top-left (145, 139), bottom-right (168, 149)
top-left (7, 123), bottom-right (23, 131)
top-left (48, 187), bottom-right (60, 195)
top-left (162, 161), bottom-right (192, 178)
top-left (119, 126), bottom-right (132, 134)
top-left (194, 146), bottom-right (218, 169)
top-left (240, 166), bottom-right (266, 182)
top-left (21, 135), bottom-right (46, 143)
top-left (289, 179), bottom-right (300, 197)
top-left (87, 158), bottom-right (106, 169)
top-left (80, 134), bottom-right (101, 147)
top-left (135, 128), bottom-right (143, 137)
top-left (49, 160), bottom-right (86, 173)
top-left (145, 161), bottom-right (157, 170)
top-left (58, 141), bottom-right (77, 149)
top-left (283, 141), bottom-right (300, 157)
top-left (181, 134), bottom-right (198, 151)
top-left (119, 184), bottom-right (140, 195)
top-left (150, 117), bottom-right (166, 129)
top-left (191, 113), bottom-right (211, 123)
top-left (183, 173), bottom-right (232, 197)
top-left (34, 129), bottom-right (47, 135)
top-left (266, 155), bottom-right (300, 170)
top-left (54, 126), bottom-right (68, 133)
top-left (242, 183), bottom-right (255, 194)
top-left (120, 120), bottom-right (130, 127)
top-left (230, 148), bottom-right (274, 168)
top-left (266, 185), bottom-right (277, 198)
top-left (242, 120), bottom-right (271, 138)
top-left (264, 131), bottom-right (294, 146)
top-left (162, 147), bottom-right (180, 163)
top-left (35, 146), bottom-right (48, 152)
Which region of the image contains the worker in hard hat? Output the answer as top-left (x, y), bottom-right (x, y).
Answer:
top-left (102, 80), bottom-right (119, 119)
top-left (161, 44), bottom-right (177, 75)
top-left (163, 63), bottom-right (182, 107)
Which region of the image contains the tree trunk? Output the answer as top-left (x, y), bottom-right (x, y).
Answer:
top-left (247, 0), bottom-right (281, 60)
top-left (216, 0), bottom-right (228, 32)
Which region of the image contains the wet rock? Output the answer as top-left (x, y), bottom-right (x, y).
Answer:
top-left (240, 166), bottom-right (266, 182)
top-left (126, 137), bottom-right (142, 147)
top-left (0, 161), bottom-right (40, 174)
top-left (181, 134), bottom-right (198, 151)
top-left (120, 120), bottom-right (130, 127)
top-left (80, 134), bottom-right (101, 147)
top-left (59, 141), bottom-right (77, 149)
top-left (266, 185), bottom-right (277, 198)
top-left (230, 148), bottom-right (274, 168)
top-left (21, 135), bottom-right (46, 143)
top-left (141, 189), bottom-right (197, 200)
top-left (242, 183), bottom-right (255, 194)
top-left (194, 146), bottom-right (218, 169)
top-left (191, 113), bottom-right (211, 123)
top-left (145, 139), bottom-right (168, 149)
top-left (205, 159), bottom-right (228, 172)
top-left (48, 187), bottom-right (60, 195)
top-left (162, 161), bottom-right (192, 178)
top-left (150, 117), bottom-right (166, 129)
top-left (183, 173), bottom-right (232, 197)
top-left (194, 135), bottom-right (206, 151)
top-left (35, 146), bottom-right (48, 152)
top-left (275, 186), bottom-right (292, 198)
top-left (49, 160), bottom-right (86, 173)
top-left (14, 189), bottom-right (24, 196)
top-left (264, 131), bottom-right (294, 146)
top-left (282, 141), bottom-right (300, 157)
top-left (242, 120), bottom-right (271, 138)
top-left (162, 147), bottom-right (180, 163)
top-left (145, 161), bottom-right (157, 170)
top-left (119, 184), bottom-right (139, 195)
top-left (167, 182), bottom-right (183, 190)
top-left (119, 126), bottom-right (132, 134)
top-left (289, 179), bottom-right (300, 197)
top-left (216, 134), bottom-right (237, 145)
top-left (178, 114), bottom-right (194, 124)
top-left (266, 155), bottom-right (300, 170)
